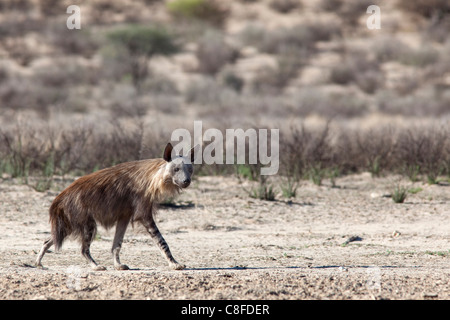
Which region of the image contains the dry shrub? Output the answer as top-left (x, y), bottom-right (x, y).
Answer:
top-left (338, 0), bottom-right (375, 27)
top-left (40, 0), bottom-right (71, 17)
top-left (279, 122), bottom-right (450, 181)
top-left (355, 127), bottom-right (397, 176)
top-left (396, 126), bottom-right (450, 182)
top-left (241, 21), bottom-right (341, 55)
top-left (0, 76), bottom-right (66, 117)
top-left (252, 46), bottom-right (309, 93)
top-left (374, 36), bottom-right (439, 67)
top-left (0, 57), bottom-right (99, 116)
top-left (0, 0), bottom-right (33, 11)
top-left (330, 50), bottom-right (383, 94)
top-left (269, 0), bottom-right (301, 14)
top-left (46, 20), bottom-right (100, 58)
top-left (424, 15), bottom-right (450, 43)
top-left (289, 88), bottom-right (368, 118)
top-left (397, 0), bottom-right (450, 19)
top-left (0, 13), bottom-right (43, 38)
top-left (376, 87), bottom-right (450, 117)
top-left (196, 30), bottom-right (239, 75)
top-left (1, 117), bottom-right (448, 184)
top-left (317, 0), bottom-right (342, 12)
top-left (280, 123), bottom-right (332, 178)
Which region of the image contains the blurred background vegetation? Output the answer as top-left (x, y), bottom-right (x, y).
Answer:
top-left (0, 0), bottom-right (449, 193)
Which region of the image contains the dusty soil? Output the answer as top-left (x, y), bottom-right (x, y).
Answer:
top-left (0, 173), bottom-right (449, 300)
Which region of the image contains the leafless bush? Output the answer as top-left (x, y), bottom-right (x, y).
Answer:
top-left (289, 88), bottom-right (368, 118)
top-left (330, 50), bottom-right (383, 94)
top-left (424, 15), bottom-right (450, 43)
top-left (196, 30), bottom-right (239, 75)
top-left (339, 0), bottom-right (374, 27)
top-left (280, 123), bottom-right (332, 179)
top-left (32, 57), bottom-right (97, 88)
top-left (0, 0), bottom-right (33, 11)
top-left (397, 0), bottom-right (450, 19)
top-left (269, 0), bottom-right (301, 14)
top-left (185, 77), bottom-right (237, 107)
top-left (317, 0), bottom-right (342, 12)
top-left (0, 14), bottom-right (43, 38)
top-left (252, 46), bottom-right (308, 93)
top-left (373, 36), bottom-right (409, 63)
top-left (0, 75), bottom-right (67, 117)
top-left (374, 36), bottom-right (438, 67)
top-left (0, 123), bottom-right (48, 179)
top-left (356, 127), bottom-right (397, 176)
top-left (40, 0), bottom-right (71, 17)
top-left (1, 116), bottom-right (447, 185)
top-left (376, 87), bottom-right (450, 117)
top-left (241, 21), bottom-right (341, 55)
top-left (395, 126), bottom-right (450, 183)
top-left (3, 38), bottom-right (37, 66)
top-left (45, 20), bottom-right (100, 58)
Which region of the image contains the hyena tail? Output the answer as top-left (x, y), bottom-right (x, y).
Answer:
top-left (49, 203), bottom-right (72, 251)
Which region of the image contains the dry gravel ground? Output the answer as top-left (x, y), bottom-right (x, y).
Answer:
top-left (0, 173), bottom-right (449, 300)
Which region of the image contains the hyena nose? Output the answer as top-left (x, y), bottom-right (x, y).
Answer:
top-left (183, 178), bottom-right (191, 185)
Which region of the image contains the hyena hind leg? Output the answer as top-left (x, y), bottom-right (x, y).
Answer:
top-left (35, 237), bottom-right (53, 268)
top-left (80, 220), bottom-right (106, 271)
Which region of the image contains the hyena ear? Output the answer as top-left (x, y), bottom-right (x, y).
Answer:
top-left (163, 143), bottom-right (173, 162)
top-left (189, 144), bottom-right (201, 164)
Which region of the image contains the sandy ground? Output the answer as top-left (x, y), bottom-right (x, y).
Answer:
top-left (0, 173), bottom-right (449, 300)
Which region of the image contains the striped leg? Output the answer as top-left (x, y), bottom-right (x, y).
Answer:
top-left (35, 237), bottom-right (53, 268)
top-left (81, 219), bottom-right (105, 271)
top-left (143, 219), bottom-right (185, 270)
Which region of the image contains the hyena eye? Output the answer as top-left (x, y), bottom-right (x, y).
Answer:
top-left (174, 167), bottom-right (180, 172)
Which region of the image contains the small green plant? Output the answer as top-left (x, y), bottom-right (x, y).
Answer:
top-left (408, 187), bottom-right (423, 194)
top-left (404, 164), bottom-right (421, 182)
top-left (369, 156), bottom-right (381, 177)
top-left (247, 178), bottom-right (276, 201)
top-left (392, 184), bottom-right (408, 203)
top-left (427, 173), bottom-right (439, 185)
top-left (425, 250), bottom-right (449, 257)
top-left (280, 178), bottom-right (298, 198)
top-left (236, 164), bottom-right (259, 181)
top-left (328, 167), bottom-right (340, 187)
top-left (308, 164), bottom-right (325, 186)
top-left (33, 178), bottom-right (53, 192)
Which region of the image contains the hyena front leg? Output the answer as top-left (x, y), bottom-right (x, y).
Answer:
top-left (142, 219), bottom-right (185, 270)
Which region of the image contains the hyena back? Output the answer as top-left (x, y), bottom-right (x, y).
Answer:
top-left (35, 143), bottom-right (196, 271)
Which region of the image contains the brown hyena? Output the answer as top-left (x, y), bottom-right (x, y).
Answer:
top-left (35, 143), bottom-right (197, 271)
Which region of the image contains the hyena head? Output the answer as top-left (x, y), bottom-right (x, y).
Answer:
top-left (163, 143), bottom-right (198, 189)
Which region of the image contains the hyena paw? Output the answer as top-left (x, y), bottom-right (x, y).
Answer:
top-left (114, 264), bottom-right (130, 271)
top-left (170, 262), bottom-right (186, 270)
top-left (92, 265), bottom-right (107, 271)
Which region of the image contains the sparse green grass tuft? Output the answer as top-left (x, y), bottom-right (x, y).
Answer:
top-left (280, 178), bottom-right (298, 198)
top-left (392, 184), bottom-right (408, 203)
top-left (247, 178), bottom-right (276, 201)
top-left (408, 187), bottom-right (423, 194)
